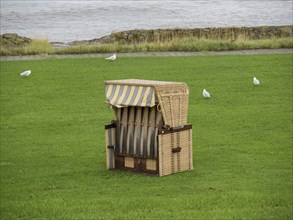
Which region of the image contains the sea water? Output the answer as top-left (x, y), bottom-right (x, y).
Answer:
top-left (1, 0), bottom-right (292, 43)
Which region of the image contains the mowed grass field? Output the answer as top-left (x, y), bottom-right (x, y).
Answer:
top-left (0, 54), bottom-right (292, 220)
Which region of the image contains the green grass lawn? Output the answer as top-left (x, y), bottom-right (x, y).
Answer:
top-left (0, 54), bottom-right (292, 220)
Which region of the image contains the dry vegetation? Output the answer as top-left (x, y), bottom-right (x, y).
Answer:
top-left (0, 26), bottom-right (292, 56)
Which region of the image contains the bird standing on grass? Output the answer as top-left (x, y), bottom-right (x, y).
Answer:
top-left (202, 89), bottom-right (211, 98)
top-left (20, 70), bottom-right (31, 76)
top-left (253, 77), bottom-right (260, 86)
top-left (105, 53), bottom-right (117, 61)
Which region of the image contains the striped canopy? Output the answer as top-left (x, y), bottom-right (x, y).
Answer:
top-left (105, 83), bottom-right (156, 108)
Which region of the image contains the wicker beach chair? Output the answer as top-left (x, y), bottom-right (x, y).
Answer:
top-left (104, 79), bottom-right (193, 176)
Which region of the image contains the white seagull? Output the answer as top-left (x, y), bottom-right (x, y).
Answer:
top-left (20, 70), bottom-right (31, 76)
top-left (253, 77), bottom-right (260, 86)
top-left (105, 53), bottom-right (116, 61)
top-left (202, 89), bottom-right (211, 98)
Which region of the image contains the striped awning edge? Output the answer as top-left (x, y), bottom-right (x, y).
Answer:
top-left (105, 84), bottom-right (156, 108)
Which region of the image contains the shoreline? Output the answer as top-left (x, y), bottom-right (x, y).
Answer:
top-left (1, 26), bottom-right (292, 57)
top-left (63, 25), bottom-right (293, 46)
top-left (1, 49), bottom-right (292, 61)
top-left (2, 25), bottom-right (292, 46)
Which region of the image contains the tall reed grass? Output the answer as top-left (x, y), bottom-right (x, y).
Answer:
top-left (1, 37), bottom-right (292, 56)
top-left (106, 26), bottom-right (292, 44)
top-left (55, 37), bottom-right (293, 54)
top-left (0, 39), bottom-right (53, 56)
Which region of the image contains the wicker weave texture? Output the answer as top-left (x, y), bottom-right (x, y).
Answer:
top-left (105, 79), bottom-right (189, 128)
top-left (146, 159), bottom-right (157, 171)
top-left (124, 157), bottom-right (135, 168)
top-left (104, 79), bottom-right (193, 176)
top-left (158, 129), bottom-right (193, 176)
top-left (155, 84), bottom-right (189, 127)
top-left (105, 128), bottom-right (115, 169)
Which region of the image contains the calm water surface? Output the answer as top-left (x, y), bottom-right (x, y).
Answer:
top-left (1, 0), bottom-right (292, 42)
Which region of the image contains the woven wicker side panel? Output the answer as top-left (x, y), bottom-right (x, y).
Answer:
top-left (158, 129), bottom-right (193, 176)
top-left (158, 132), bottom-right (173, 176)
top-left (177, 129), bottom-right (194, 171)
top-left (155, 84), bottom-right (189, 127)
top-left (105, 127), bottom-right (115, 170)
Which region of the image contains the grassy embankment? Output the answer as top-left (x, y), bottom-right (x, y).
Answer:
top-left (0, 26), bottom-right (292, 56)
top-left (0, 54), bottom-right (292, 219)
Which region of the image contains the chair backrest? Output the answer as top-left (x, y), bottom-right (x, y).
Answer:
top-left (113, 106), bottom-right (163, 159)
